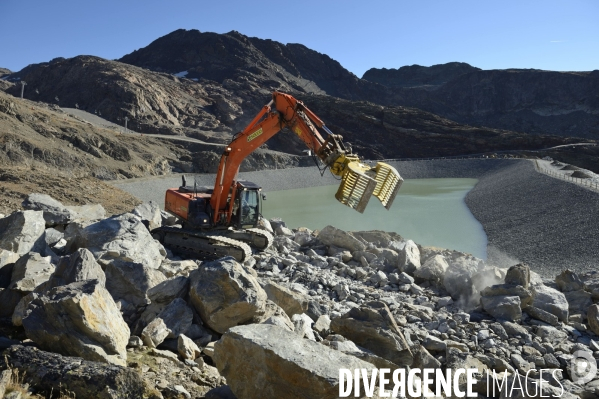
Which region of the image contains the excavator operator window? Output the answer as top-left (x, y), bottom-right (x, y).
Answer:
top-left (238, 189), bottom-right (260, 228)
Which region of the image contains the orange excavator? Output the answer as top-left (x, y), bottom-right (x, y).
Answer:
top-left (153, 91), bottom-right (403, 262)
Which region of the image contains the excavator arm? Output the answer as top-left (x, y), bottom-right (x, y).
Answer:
top-left (210, 91), bottom-right (403, 224)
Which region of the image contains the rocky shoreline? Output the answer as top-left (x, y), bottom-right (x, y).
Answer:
top-left (0, 194), bottom-right (598, 398)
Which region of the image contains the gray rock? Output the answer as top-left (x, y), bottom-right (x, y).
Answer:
top-left (46, 248), bottom-right (106, 289)
top-left (0, 345), bottom-right (147, 399)
top-left (263, 281), bottom-right (309, 317)
top-left (588, 304), bottom-right (599, 335)
top-left (22, 279), bottom-right (130, 366)
top-left (159, 259), bottom-right (197, 278)
top-left (524, 306), bottom-right (560, 326)
top-left (44, 228), bottom-right (64, 247)
top-left (141, 317), bottom-right (169, 348)
top-left (414, 254), bottom-right (448, 284)
top-left (0, 211), bottom-right (46, 255)
top-left (132, 201), bottom-right (162, 230)
top-left (159, 298), bottom-right (194, 339)
top-left (330, 301), bottom-right (413, 366)
top-left (423, 335), bottom-right (447, 352)
top-left (66, 213), bottom-right (166, 269)
top-left (189, 257), bottom-right (267, 334)
top-left (147, 275), bottom-right (189, 304)
top-left (531, 284), bottom-right (569, 322)
top-left (504, 263), bottom-right (530, 288)
top-left (11, 291), bottom-right (37, 326)
top-left (214, 324), bottom-right (376, 399)
top-left (480, 295), bottom-right (522, 322)
top-left (313, 315), bottom-right (331, 335)
top-left (9, 253), bottom-right (55, 293)
top-left (104, 260), bottom-right (166, 308)
top-left (564, 289), bottom-right (592, 316)
top-left (442, 256), bottom-right (483, 303)
top-left (0, 287), bottom-right (23, 318)
top-left (412, 345), bottom-right (442, 369)
top-left (292, 313), bottom-right (316, 340)
top-left (555, 269), bottom-right (584, 292)
top-left (536, 325), bottom-right (568, 343)
top-left (178, 334), bottom-right (202, 360)
top-left (22, 193), bottom-right (77, 225)
top-left (66, 204), bottom-right (106, 223)
top-left (0, 249), bottom-right (19, 288)
top-left (501, 321), bottom-right (529, 337)
top-left (480, 284), bottom-right (532, 307)
top-left (398, 239), bottom-right (420, 273)
top-left (316, 225), bottom-right (365, 252)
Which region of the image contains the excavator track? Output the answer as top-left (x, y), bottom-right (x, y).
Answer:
top-left (245, 228), bottom-right (274, 250)
top-left (152, 226), bottom-right (252, 263)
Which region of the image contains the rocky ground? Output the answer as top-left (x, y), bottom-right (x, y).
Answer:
top-left (1, 194), bottom-right (599, 398)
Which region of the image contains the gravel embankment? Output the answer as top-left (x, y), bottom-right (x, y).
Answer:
top-left (111, 158), bottom-right (599, 276)
top-left (465, 159), bottom-right (599, 276)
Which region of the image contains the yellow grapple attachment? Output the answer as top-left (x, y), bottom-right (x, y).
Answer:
top-left (335, 161), bottom-right (403, 213)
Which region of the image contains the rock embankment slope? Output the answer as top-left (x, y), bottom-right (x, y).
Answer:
top-left (465, 160), bottom-right (599, 276)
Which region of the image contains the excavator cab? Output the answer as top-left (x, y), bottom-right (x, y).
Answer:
top-left (231, 181), bottom-right (262, 229)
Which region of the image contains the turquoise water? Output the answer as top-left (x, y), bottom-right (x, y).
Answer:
top-left (263, 178), bottom-right (487, 259)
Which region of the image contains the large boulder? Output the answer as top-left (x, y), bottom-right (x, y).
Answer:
top-left (0, 210), bottom-right (46, 255)
top-left (317, 225), bottom-right (365, 252)
top-left (67, 203), bottom-right (106, 223)
top-left (66, 213), bottom-right (166, 269)
top-left (22, 279), bottom-right (130, 366)
top-left (132, 201), bottom-right (162, 231)
top-left (504, 263), bottom-right (530, 288)
top-left (555, 269), bottom-right (584, 292)
top-left (22, 193), bottom-right (77, 225)
top-left (189, 257), bottom-right (267, 334)
top-left (414, 254), bottom-right (448, 285)
top-left (46, 248), bottom-right (106, 289)
top-left (1, 345), bottom-right (147, 399)
top-left (141, 298), bottom-right (193, 347)
top-left (530, 284), bottom-right (569, 322)
top-left (104, 260), bottom-right (166, 308)
top-left (480, 295), bottom-right (522, 322)
top-left (398, 239), bottom-right (420, 273)
top-left (442, 256), bottom-right (484, 303)
top-left (214, 324), bottom-right (377, 399)
top-left (0, 249), bottom-right (19, 288)
top-left (9, 252), bottom-right (55, 293)
top-left (330, 301), bottom-right (413, 366)
top-left (564, 289), bottom-right (593, 316)
top-left (263, 281), bottom-right (309, 318)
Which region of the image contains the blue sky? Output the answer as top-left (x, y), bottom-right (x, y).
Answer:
top-left (1, 0), bottom-right (598, 77)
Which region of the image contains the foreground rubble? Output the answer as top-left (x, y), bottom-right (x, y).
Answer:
top-left (0, 194), bottom-right (599, 398)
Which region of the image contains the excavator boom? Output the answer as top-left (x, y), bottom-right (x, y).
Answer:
top-left (211, 91), bottom-right (403, 222)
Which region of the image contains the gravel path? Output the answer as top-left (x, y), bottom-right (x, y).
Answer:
top-left (111, 158), bottom-right (599, 277)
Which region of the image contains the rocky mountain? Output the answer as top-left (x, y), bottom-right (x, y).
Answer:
top-left (119, 29), bottom-right (389, 103)
top-left (0, 68), bottom-right (13, 91)
top-left (363, 62), bottom-right (481, 89)
top-left (364, 64), bottom-right (599, 139)
top-left (3, 52), bottom-right (585, 163)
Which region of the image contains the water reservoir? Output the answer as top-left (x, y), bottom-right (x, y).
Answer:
top-left (263, 178), bottom-right (487, 259)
